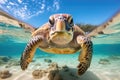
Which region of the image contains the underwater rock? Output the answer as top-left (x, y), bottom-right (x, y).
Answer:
top-left (32, 70), bottom-right (43, 79)
top-left (0, 56), bottom-right (11, 62)
top-left (54, 73), bottom-right (63, 80)
top-left (4, 59), bottom-right (20, 68)
top-left (62, 65), bottom-right (69, 72)
top-left (48, 70), bottom-right (58, 80)
top-left (108, 55), bottom-right (120, 60)
top-left (5, 65), bottom-right (10, 68)
top-left (48, 62), bottom-right (59, 71)
top-left (6, 60), bottom-right (20, 67)
top-left (7, 56), bottom-right (12, 59)
top-left (98, 58), bottom-right (110, 65)
top-left (0, 70), bottom-right (12, 79)
top-left (44, 59), bottom-right (52, 63)
top-left (32, 63), bottom-right (63, 80)
top-left (0, 56), bottom-right (12, 65)
top-left (0, 60), bottom-right (6, 65)
top-left (48, 69), bottom-right (62, 80)
top-left (32, 69), bottom-right (48, 79)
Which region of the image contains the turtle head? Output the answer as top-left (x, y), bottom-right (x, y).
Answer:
top-left (49, 14), bottom-right (74, 45)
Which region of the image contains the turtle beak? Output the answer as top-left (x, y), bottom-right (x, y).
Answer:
top-left (56, 20), bottom-right (66, 31)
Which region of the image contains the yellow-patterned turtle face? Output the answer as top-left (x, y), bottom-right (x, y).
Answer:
top-left (49, 14), bottom-right (74, 45)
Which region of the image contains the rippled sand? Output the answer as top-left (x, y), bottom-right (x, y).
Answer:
top-left (0, 55), bottom-right (120, 80)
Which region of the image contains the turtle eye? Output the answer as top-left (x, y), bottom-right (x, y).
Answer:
top-left (70, 18), bottom-right (73, 25)
top-left (68, 17), bottom-right (74, 26)
top-left (49, 17), bottom-right (54, 25)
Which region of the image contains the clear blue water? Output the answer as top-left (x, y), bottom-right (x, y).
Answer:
top-left (0, 22), bottom-right (120, 58)
top-left (0, 22), bottom-right (120, 80)
top-left (0, 42), bottom-right (120, 57)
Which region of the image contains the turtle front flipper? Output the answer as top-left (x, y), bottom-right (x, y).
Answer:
top-left (20, 36), bottom-right (43, 70)
top-left (77, 35), bottom-right (93, 75)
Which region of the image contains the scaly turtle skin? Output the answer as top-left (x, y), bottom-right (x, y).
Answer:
top-left (20, 14), bottom-right (93, 75)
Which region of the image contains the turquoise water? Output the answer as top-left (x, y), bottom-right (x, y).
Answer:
top-left (0, 22), bottom-right (120, 58)
top-left (0, 22), bottom-right (120, 80)
top-left (0, 42), bottom-right (120, 57)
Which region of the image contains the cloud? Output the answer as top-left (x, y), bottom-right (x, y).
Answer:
top-left (18, 0), bottom-right (22, 4)
top-left (41, 3), bottom-right (45, 10)
top-left (47, 0), bottom-right (60, 11)
top-left (0, 0), bottom-right (7, 4)
top-left (6, 5), bottom-right (11, 9)
top-left (0, 0), bottom-right (60, 20)
top-left (13, 5), bottom-right (31, 19)
top-left (53, 0), bottom-right (60, 11)
top-left (9, 2), bottom-right (15, 5)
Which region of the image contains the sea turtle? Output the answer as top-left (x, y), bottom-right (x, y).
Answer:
top-left (20, 14), bottom-right (93, 75)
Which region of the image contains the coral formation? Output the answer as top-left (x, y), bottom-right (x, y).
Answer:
top-left (108, 55), bottom-right (120, 60)
top-left (54, 72), bottom-right (63, 80)
top-left (0, 70), bottom-right (12, 79)
top-left (98, 58), bottom-right (110, 65)
top-left (0, 56), bottom-right (11, 63)
top-left (32, 62), bottom-right (63, 80)
top-left (44, 58), bottom-right (52, 63)
top-left (48, 70), bottom-right (63, 80)
top-left (48, 62), bottom-right (59, 69)
top-left (0, 56), bottom-right (11, 65)
top-left (32, 70), bottom-right (43, 79)
top-left (62, 65), bottom-right (69, 72)
top-left (4, 59), bottom-right (20, 68)
top-left (32, 62), bottom-right (80, 80)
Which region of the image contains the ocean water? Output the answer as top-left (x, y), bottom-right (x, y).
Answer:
top-left (0, 22), bottom-right (120, 80)
top-left (0, 22), bottom-right (120, 56)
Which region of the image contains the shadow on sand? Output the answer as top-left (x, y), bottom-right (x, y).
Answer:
top-left (79, 71), bottom-right (100, 80)
top-left (49, 68), bottom-right (100, 80)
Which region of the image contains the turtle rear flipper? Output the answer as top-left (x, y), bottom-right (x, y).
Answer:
top-left (77, 35), bottom-right (93, 75)
top-left (20, 36), bottom-right (43, 70)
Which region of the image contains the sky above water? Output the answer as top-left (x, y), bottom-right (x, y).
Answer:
top-left (0, 0), bottom-right (120, 27)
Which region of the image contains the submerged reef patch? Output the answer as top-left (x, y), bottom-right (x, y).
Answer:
top-left (44, 58), bottom-right (52, 63)
top-left (98, 55), bottom-right (120, 65)
top-left (32, 62), bottom-right (79, 80)
top-left (0, 70), bottom-right (12, 79)
top-left (98, 58), bottom-right (110, 65)
top-left (0, 56), bottom-right (12, 65)
top-left (108, 55), bottom-right (120, 60)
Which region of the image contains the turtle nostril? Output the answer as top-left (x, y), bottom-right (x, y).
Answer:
top-left (58, 16), bottom-right (65, 21)
top-left (51, 27), bottom-right (55, 31)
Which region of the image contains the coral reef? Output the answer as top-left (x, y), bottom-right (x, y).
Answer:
top-left (48, 62), bottom-right (59, 69)
top-left (44, 58), bottom-right (52, 63)
top-left (32, 62), bottom-right (63, 80)
top-left (62, 65), bottom-right (69, 72)
top-left (5, 59), bottom-right (20, 68)
top-left (0, 70), bottom-right (12, 79)
top-left (48, 70), bottom-right (63, 80)
top-left (32, 70), bottom-right (44, 79)
top-left (108, 55), bottom-right (120, 60)
top-left (0, 56), bottom-right (11, 65)
top-left (0, 56), bottom-right (11, 62)
top-left (98, 58), bottom-right (110, 65)
top-left (98, 56), bottom-right (120, 65)
top-left (32, 62), bottom-right (80, 80)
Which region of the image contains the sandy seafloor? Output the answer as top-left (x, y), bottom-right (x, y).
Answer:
top-left (0, 23), bottom-right (120, 80)
top-left (0, 54), bottom-right (120, 80)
